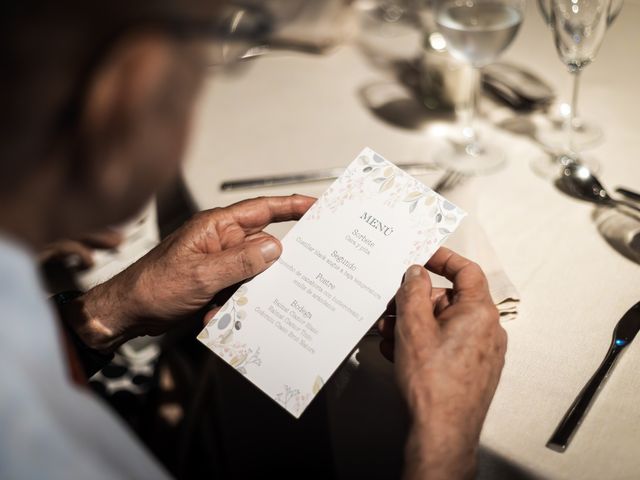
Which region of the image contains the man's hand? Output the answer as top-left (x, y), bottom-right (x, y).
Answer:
top-left (378, 248), bottom-right (507, 480)
top-left (64, 195), bottom-right (315, 353)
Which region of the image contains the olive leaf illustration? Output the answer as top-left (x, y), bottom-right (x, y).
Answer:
top-left (219, 328), bottom-right (234, 344)
top-left (312, 375), bottom-right (324, 395)
top-left (424, 195), bottom-right (437, 206)
top-left (380, 176), bottom-right (395, 192)
top-left (230, 352), bottom-right (248, 367)
top-left (403, 191), bottom-right (423, 202)
top-left (276, 385), bottom-right (302, 407)
top-left (217, 312), bottom-right (231, 330)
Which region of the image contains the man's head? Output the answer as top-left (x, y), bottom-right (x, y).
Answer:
top-left (0, 1), bottom-right (218, 247)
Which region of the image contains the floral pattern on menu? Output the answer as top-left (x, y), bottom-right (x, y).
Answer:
top-left (197, 285), bottom-right (262, 375)
top-left (275, 376), bottom-right (324, 417)
top-left (308, 148), bottom-right (464, 219)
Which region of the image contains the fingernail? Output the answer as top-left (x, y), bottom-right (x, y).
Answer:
top-left (260, 240), bottom-right (280, 262)
top-left (404, 265), bottom-right (423, 282)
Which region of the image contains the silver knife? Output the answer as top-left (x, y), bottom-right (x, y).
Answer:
top-left (220, 163), bottom-right (438, 191)
top-left (547, 300), bottom-right (640, 452)
top-left (616, 187), bottom-right (640, 204)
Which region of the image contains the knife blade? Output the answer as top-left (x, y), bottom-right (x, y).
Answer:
top-left (220, 162), bottom-right (438, 191)
top-left (616, 187), bottom-right (640, 204)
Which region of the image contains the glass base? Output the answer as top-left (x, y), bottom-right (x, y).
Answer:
top-left (530, 152), bottom-right (600, 179)
top-left (433, 139), bottom-right (506, 175)
top-left (536, 111), bottom-right (604, 151)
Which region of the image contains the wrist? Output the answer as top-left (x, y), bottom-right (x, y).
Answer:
top-left (404, 419), bottom-right (477, 480)
top-left (61, 281), bottom-right (138, 354)
top-left (402, 388), bottom-right (478, 480)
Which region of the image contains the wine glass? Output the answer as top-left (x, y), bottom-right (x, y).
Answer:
top-left (535, 0), bottom-right (623, 151)
top-left (532, 0), bottom-right (614, 177)
top-left (207, 0), bottom-right (310, 66)
top-left (431, 0), bottom-right (526, 174)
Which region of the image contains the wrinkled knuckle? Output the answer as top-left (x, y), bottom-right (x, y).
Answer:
top-left (191, 209), bottom-right (216, 227)
top-left (400, 280), bottom-right (423, 301)
top-left (193, 209), bottom-right (209, 221)
top-left (482, 302), bottom-right (499, 323)
top-left (191, 263), bottom-right (211, 290)
top-left (237, 249), bottom-right (258, 278)
top-left (468, 260), bottom-right (482, 272)
top-left (469, 261), bottom-right (491, 286)
top-left (465, 260), bottom-right (484, 278)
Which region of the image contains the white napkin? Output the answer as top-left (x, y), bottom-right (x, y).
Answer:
top-left (430, 179), bottom-right (520, 322)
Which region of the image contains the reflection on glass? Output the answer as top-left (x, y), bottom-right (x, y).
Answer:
top-left (533, 0), bottom-right (615, 177)
top-left (535, 0), bottom-right (622, 152)
top-left (431, 0), bottom-right (526, 175)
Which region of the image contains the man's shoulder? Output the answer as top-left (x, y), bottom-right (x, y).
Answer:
top-left (0, 349), bottom-right (170, 480)
top-left (0, 352), bottom-right (106, 479)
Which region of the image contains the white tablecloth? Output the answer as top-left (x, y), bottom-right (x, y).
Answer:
top-left (182, 1), bottom-right (640, 478)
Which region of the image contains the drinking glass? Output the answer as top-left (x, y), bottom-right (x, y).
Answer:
top-left (532, 0), bottom-right (614, 176)
top-left (208, 1), bottom-right (310, 66)
top-left (535, 0), bottom-right (622, 151)
top-left (431, 0), bottom-right (526, 174)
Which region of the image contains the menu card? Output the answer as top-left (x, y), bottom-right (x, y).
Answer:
top-left (198, 148), bottom-right (466, 417)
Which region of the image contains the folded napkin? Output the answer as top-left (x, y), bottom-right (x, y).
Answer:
top-left (431, 179), bottom-right (520, 322)
top-left (432, 214), bottom-right (520, 321)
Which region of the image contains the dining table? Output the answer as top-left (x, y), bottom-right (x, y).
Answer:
top-left (181, 1), bottom-right (640, 478)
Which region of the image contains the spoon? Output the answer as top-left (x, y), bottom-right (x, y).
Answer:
top-left (559, 163), bottom-right (640, 215)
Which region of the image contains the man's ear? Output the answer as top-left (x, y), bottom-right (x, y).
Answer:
top-left (73, 32), bottom-right (177, 220)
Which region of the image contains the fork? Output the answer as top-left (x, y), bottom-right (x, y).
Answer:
top-left (433, 170), bottom-right (466, 193)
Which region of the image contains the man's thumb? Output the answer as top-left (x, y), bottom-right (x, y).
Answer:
top-left (209, 236), bottom-right (282, 291)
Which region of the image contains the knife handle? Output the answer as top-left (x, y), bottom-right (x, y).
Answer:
top-left (547, 343), bottom-right (624, 452)
top-left (616, 187), bottom-right (640, 203)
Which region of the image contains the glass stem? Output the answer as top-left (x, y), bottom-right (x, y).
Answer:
top-left (567, 70), bottom-right (581, 157)
top-left (460, 65), bottom-right (481, 156)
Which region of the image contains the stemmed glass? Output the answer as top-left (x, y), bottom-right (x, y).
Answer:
top-left (532, 0), bottom-right (614, 177)
top-left (535, 0), bottom-right (623, 151)
top-left (430, 0), bottom-right (526, 174)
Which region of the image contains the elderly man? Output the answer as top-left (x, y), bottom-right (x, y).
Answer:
top-left (0, 1), bottom-right (506, 479)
